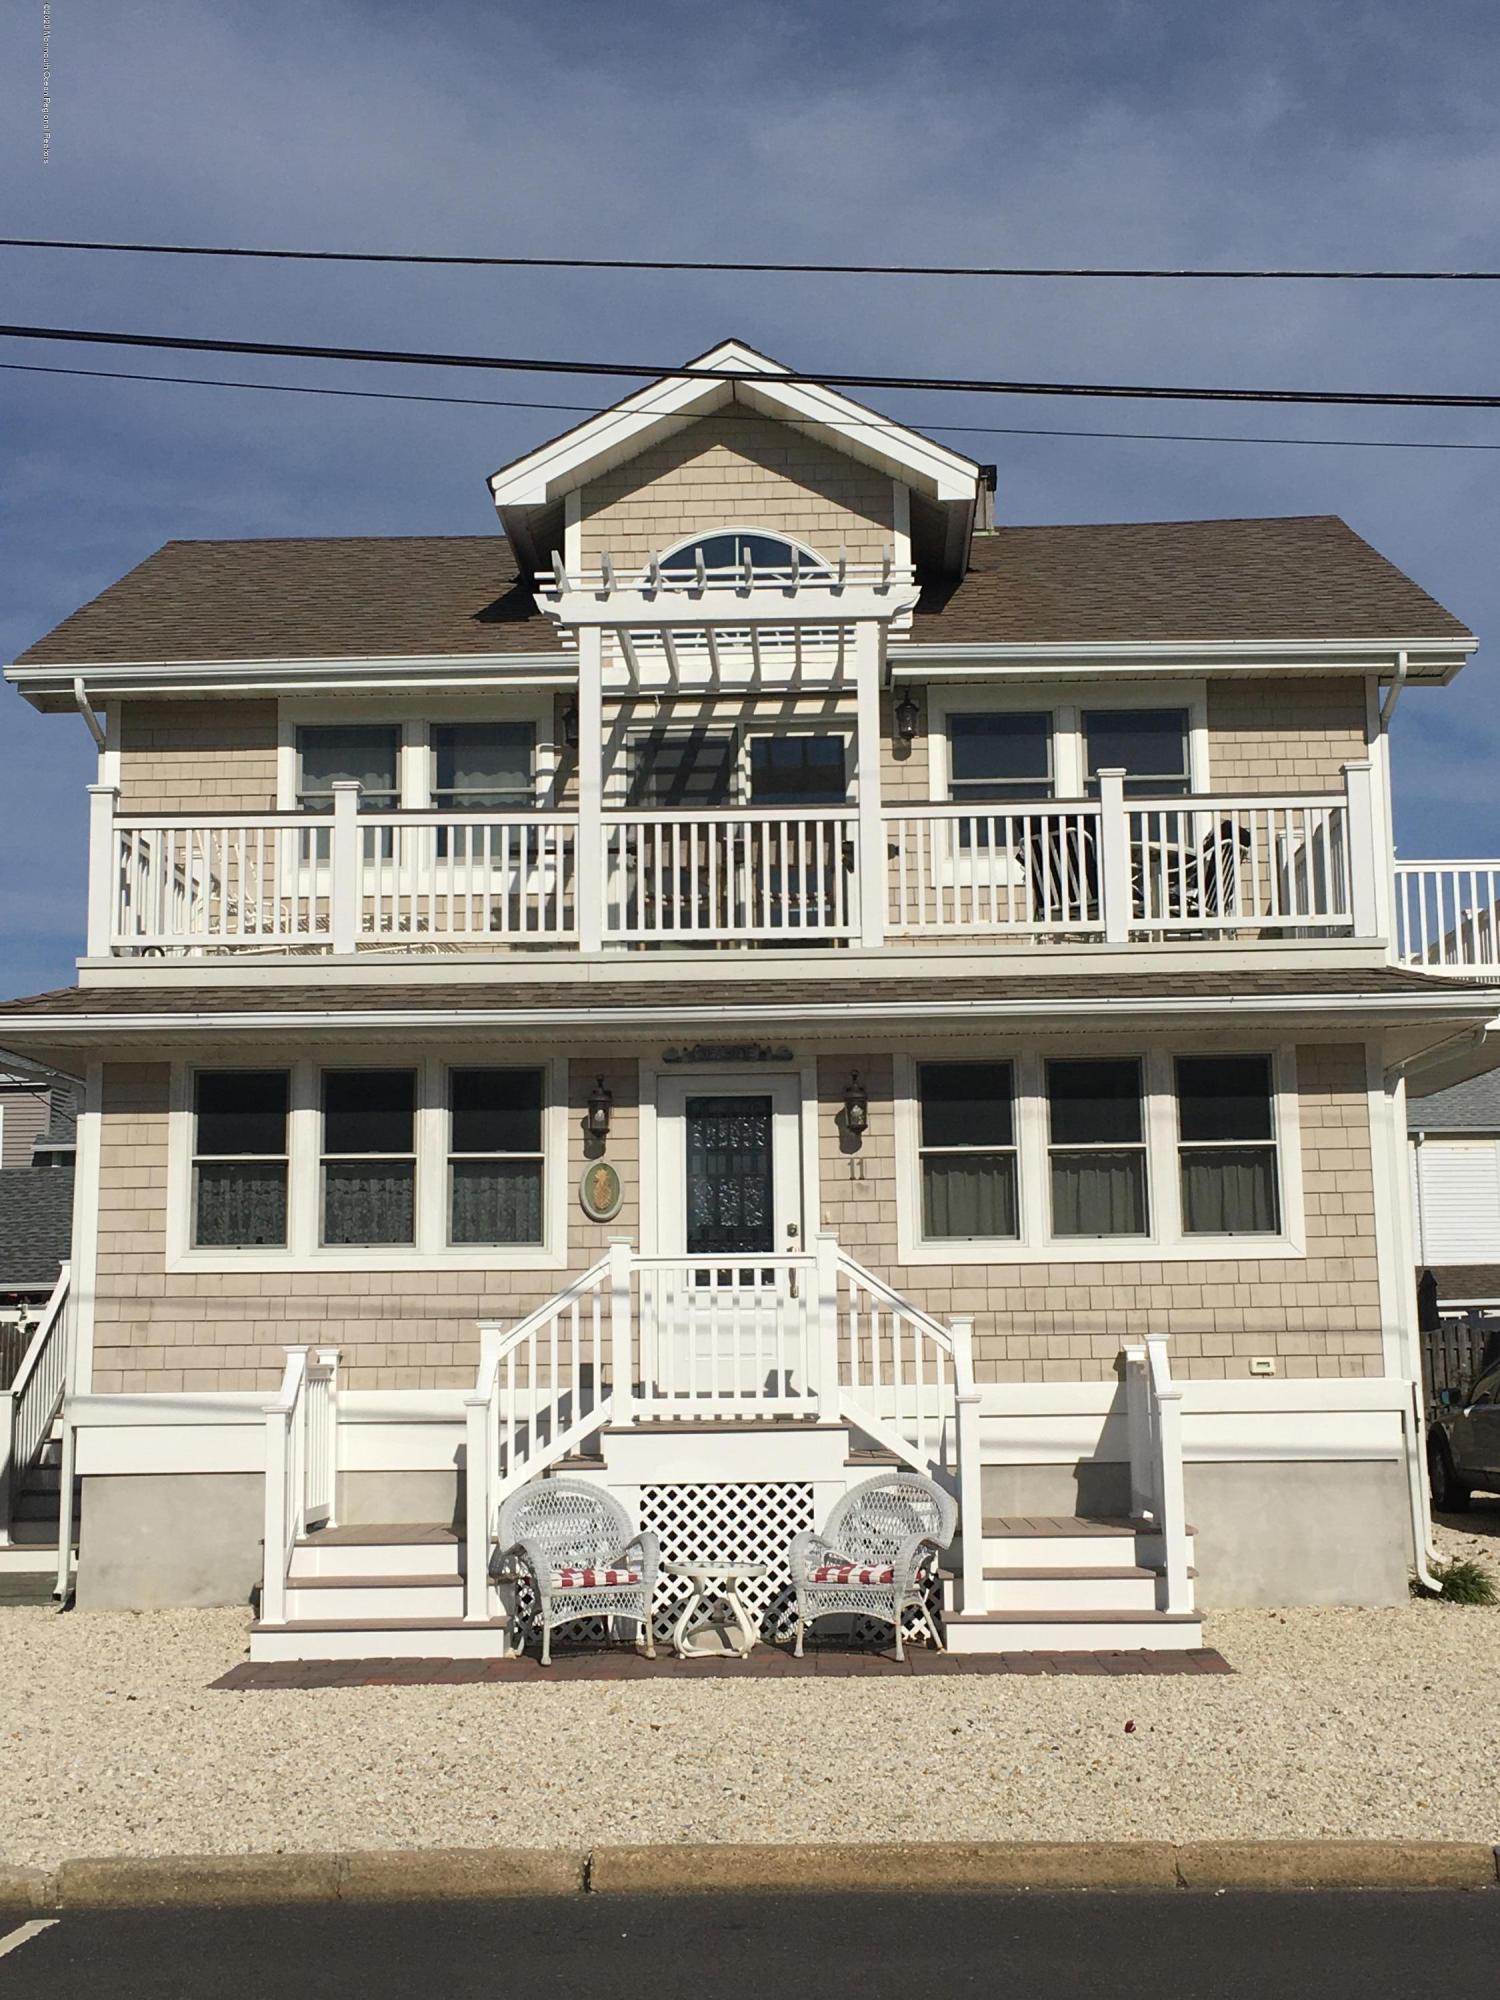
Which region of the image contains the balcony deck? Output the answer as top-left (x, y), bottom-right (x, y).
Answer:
top-left (90, 775), bottom-right (1401, 963)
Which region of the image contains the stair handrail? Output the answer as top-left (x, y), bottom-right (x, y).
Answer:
top-left (832, 1247), bottom-right (962, 1484)
top-left (463, 1254), bottom-right (616, 1623)
top-left (259, 1346), bottom-right (339, 1627)
top-left (1125, 1337), bottom-right (1192, 1615)
top-left (1, 1261), bottom-right (71, 1548)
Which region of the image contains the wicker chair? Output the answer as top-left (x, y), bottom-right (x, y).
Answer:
top-left (492, 1477), bottom-right (659, 1666)
top-left (787, 1472), bottom-right (957, 1662)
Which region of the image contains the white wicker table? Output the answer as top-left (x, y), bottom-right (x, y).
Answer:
top-left (662, 1560), bottom-right (767, 1660)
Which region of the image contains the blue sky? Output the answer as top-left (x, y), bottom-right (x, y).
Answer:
top-left (3, 0), bottom-right (1499, 994)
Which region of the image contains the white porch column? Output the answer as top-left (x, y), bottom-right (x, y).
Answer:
top-left (853, 619), bottom-right (886, 948)
top-left (1343, 759), bottom-right (1381, 940)
top-left (330, 780), bottom-right (362, 955)
top-left (85, 783), bottom-right (119, 957)
top-left (576, 628), bottom-right (605, 953)
top-left (1096, 767), bottom-right (1131, 945)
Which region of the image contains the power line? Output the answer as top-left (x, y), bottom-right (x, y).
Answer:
top-left (4, 236), bottom-right (1500, 281)
top-left (4, 320), bottom-right (1500, 408)
top-left (7, 356), bottom-right (1500, 454)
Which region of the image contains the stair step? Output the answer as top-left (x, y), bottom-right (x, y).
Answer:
top-left (249, 1616), bottom-right (509, 1664)
top-left (983, 1564), bottom-right (1155, 1581)
top-left (977, 1517), bottom-right (1193, 1573)
top-left (290, 1525), bottom-right (460, 1581)
top-left (285, 1576), bottom-right (465, 1619)
top-left (944, 1608), bottom-right (1204, 1655)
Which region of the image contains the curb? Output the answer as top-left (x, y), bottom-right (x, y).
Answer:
top-left (1, 1841), bottom-right (1496, 1910)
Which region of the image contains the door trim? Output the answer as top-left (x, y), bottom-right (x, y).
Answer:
top-left (639, 1058), bottom-right (821, 1256)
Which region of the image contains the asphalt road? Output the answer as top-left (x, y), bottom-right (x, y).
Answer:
top-left (3, 1890), bottom-right (1496, 1999)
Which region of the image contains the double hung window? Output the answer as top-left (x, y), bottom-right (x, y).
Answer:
top-left (448, 1068), bottom-right (545, 1245)
top-left (1176, 1055), bottom-right (1280, 1235)
top-left (947, 712), bottom-right (1054, 806)
top-left (321, 1070), bottom-right (416, 1247)
top-left (917, 1062), bottom-right (1019, 1239)
top-left (1046, 1058), bottom-right (1150, 1237)
top-left (192, 1071), bottom-right (289, 1248)
top-left (431, 723), bottom-right (534, 812)
top-left (1082, 710), bottom-right (1191, 798)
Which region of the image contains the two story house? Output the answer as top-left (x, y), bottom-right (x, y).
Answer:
top-left (4, 341), bottom-right (1497, 1657)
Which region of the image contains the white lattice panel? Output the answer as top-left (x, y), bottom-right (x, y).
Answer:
top-left (642, 1480), bottom-right (815, 1642)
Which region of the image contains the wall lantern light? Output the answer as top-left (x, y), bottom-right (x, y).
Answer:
top-left (561, 699), bottom-right (580, 750)
top-left (587, 1074), bottom-right (614, 1140)
top-left (843, 1070), bottom-right (870, 1135)
top-left (893, 693), bottom-right (920, 744)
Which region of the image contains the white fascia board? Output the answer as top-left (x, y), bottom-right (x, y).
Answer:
top-left (6, 653), bottom-right (575, 707)
top-left (487, 339), bottom-right (978, 509)
top-left (890, 636), bottom-right (1477, 681)
top-left (10, 995), bottom-right (1499, 1041)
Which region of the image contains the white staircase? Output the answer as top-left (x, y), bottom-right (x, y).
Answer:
top-left (1, 1266), bottom-right (75, 1580)
top-left (249, 1246), bottom-right (1199, 1663)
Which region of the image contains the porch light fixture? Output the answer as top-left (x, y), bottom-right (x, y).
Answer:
top-left (843, 1071), bottom-right (869, 1135)
top-left (561, 699), bottom-right (579, 750)
top-left (893, 693), bottom-right (920, 744)
top-left (587, 1075), bottom-right (613, 1140)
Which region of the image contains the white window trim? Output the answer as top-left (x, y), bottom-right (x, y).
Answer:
top-left (894, 1044), bottom-right (1304, 1266)
top-left (276, 694), bottom-right (559, 812)
top-left (166, 1054), bottom-right (568, 1272)
top-left (926, 679), bottom-right (1209, 800)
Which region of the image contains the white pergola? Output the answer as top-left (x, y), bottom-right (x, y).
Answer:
top-left (538, 554), bottom-right (922, 951)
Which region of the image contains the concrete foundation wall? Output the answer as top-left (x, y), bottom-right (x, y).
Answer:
top-left (1186, 1457), bottom-right (1410, 1606)
top-left (76, 1472), bottom-right (263, 1610)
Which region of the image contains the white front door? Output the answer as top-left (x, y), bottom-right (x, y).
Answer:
top-left (650, 1072), bottom-right (809, 1406)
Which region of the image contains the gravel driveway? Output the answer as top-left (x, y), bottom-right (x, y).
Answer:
top-left (3, 1518), bottom-right (1495, 1869)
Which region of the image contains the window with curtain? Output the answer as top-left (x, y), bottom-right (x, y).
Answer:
top-left (321, 1069), bottom-right (416, 1246)
top-left (918, 1061), bottom-right (1019, 1239)
top-left (448, 1068), bottom-right (545, 1245)
top-left (948, 712), bottom-right (1054, 803)
top-left (193, 1070), bottom-right (289, 1247)
top-left (627, 729), bottom-right (738, 808)
top-left (1082, 709), bottom-right (1190, 798)
top-left (296, 725), bottom-right (401, 810)
top-left (1047, 1057), bottom-right (1149, 1237)
top-left (1176, 1055), bottom-right (1280, 1235)
top-left (431, 722), bottom-right (535, 811)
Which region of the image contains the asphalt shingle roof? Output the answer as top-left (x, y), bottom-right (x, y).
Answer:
top-left (1408, 1070), bottom-right (1500, 1131)
top-left (13, 516), bottom-right (1469, 667)
top-left (0, 1166), bottom-right (74, 1290)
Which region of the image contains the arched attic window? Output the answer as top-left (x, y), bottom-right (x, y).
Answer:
top-left (658, 529), bottom-right (830, 580)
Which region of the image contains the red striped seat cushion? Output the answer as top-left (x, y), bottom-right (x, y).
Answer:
top-left (550, 1566), bottom-right (641, 1589)
top-left (811, 1562), bottom-right (895, 1585)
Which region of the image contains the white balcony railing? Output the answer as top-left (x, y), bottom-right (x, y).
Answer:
top-left (1394, 862), bottom-right (1500, 976)
top-left (92, 763), bottom-right (1382, 957)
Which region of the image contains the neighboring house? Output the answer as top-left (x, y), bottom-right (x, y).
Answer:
top-left (0, 1054), bottom-right (76, 1171)
top-left (2, 340), bottom-right (1498, 1651)
top-left (1409, 1070), bottom-right (1500, 1311)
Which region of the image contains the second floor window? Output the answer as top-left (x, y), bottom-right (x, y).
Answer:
top-left (296, 724), bottom-right (401, 812)
top-left (1083, 709), bottom-right (1190, 798)
top-left (432, 722), bottom-right (535, 811)
top-left (948, 712), bottom-right (1054, 804)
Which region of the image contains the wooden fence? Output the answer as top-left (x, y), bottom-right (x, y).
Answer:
top-left (1420, 1316), bottom-right (1500, 1416)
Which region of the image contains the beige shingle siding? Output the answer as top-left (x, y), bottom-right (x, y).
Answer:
top-left (578, 414), bottom-right (894, 567)
top-left (90, 1057), bottom-right (639, 1394)
top-left (117, 699), bottom-right (279, 813)
top-left (1207, 678), bottom-right (1370, 795)
top-left (815, 1043), bottom-right (1383, 1383)
top-left (91, 1042), bottom-right (1383, 1393)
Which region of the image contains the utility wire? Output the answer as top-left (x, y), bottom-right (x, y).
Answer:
top-left (4, 236), bottom-right (1500, 281)
top-left (6, 357), bottom-right (1500, 454)
top-left (4, 321), bottom-right (1500, 408)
